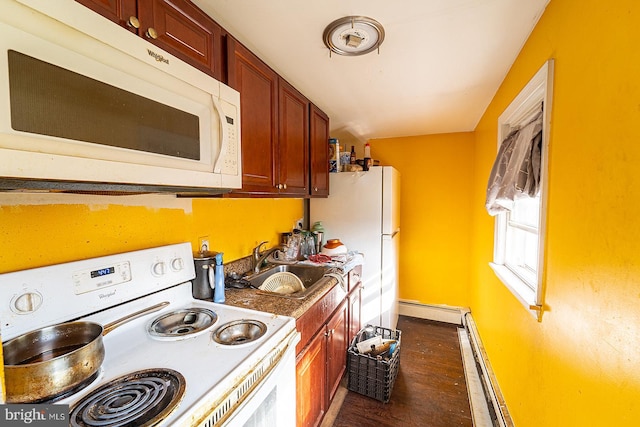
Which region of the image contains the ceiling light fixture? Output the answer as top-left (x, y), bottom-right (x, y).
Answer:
top-left (323, 16), bottom-right (385, 57)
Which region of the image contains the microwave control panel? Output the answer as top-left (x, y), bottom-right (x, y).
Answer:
top-left (219, 100), bottom-right (239, 176)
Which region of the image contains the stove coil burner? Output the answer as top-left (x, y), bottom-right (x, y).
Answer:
top-left (148, 308), bottom-right (217, 340)
top-left (212, 319), bottom-right (267, 345)
top-left (69, 369), bottom-right (185, 427)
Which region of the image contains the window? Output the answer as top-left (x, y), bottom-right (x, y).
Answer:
top-left (488, 60), bottom-right (554, 321)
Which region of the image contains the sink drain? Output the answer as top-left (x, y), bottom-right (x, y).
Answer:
top-left (212, 320), bottom-right (267, 345)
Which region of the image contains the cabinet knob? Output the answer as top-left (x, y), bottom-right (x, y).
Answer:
top-left (283, 184), bottom-right (287, 190)
top-left (146, 27), bottom-right (158, 39)
top-left (314, 187), bottom-right (318, 192)
top-left (276, 184), bottom-right (283, 190)
top-left (127, 16), bottom-right (140, 29)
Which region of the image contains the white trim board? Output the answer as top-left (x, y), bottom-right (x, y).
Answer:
top-left (458, 328), bottom-right (494, 427)
top-left (398, 300), bottom-right (469, 325)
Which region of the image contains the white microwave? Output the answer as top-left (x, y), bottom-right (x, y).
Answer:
top-left (0, 0), bottom-right (241, 194)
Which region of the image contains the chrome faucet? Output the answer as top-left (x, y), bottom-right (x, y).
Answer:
top-left (252, 241), bottom-right (281, 274)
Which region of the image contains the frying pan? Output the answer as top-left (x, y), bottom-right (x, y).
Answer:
top-left (2, 301), bottom-right (168, 403)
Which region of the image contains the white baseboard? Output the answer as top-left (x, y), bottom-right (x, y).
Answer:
top-left (463, 313), bottom-right (513, 427)
top-left (458, 328), bottom-right (494, 427)
top-left (398, 299), bottom-right (469, 325)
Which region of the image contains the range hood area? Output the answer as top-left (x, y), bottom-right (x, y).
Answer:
top-left (0, 178), bottom-right (232, 197)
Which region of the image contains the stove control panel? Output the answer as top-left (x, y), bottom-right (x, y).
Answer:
top-left (73, 261), bottom-right (132, 295)
top-left (0, 242), bottom-right (196, 341)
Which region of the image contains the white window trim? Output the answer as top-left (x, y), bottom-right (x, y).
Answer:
top-left (491, 59), bottom-right (554, 322)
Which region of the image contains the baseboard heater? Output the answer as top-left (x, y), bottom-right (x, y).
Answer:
top-left (398, 301), bottom-right (513, 427)
top-left (461, 312), bottom-right (514, 427)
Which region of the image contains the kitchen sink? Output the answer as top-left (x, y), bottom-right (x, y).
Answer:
top-left (246, 264), bottom-right (331, 299)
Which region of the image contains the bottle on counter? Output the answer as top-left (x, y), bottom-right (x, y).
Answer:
top-left (213, 253), bottom-right (225, 303)
top-left (363, 142), bottom-right (372, 171)
top-left (311, 221), bottom-right (325, 253)
top-left (350, 145), bottom-right (356, 164)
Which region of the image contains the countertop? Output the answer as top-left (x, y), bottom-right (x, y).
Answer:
top-left (223, 275), bottom-right (340, 319)
top-left (220, 255), bottom-right (361, 319)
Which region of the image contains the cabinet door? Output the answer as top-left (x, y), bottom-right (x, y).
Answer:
top-left (227, 37), bottom-right (279, 195)
top-left (326, 300), bottom-right (348, 406)
top-left (348, 284), bottom-right (362, 344)
top-left (278, 78), bottom-right (309, 196)
top-left (137, 0), bottom-right (223, 80)
top-left (296, 329), bottom-right (327, 427)
top-left (75, 0), bottom-right (138, 33)
top-left (309, 104), bottom-right (329, 197)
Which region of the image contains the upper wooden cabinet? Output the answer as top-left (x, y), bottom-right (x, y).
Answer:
top-left (76, 0), bottom-right (330, 197)
top-left (226, 37), bottom-right (279, 194)
top-left (309, 104), bottom-right (330, 197)
top-left (75, 0), bottom-right (138, 32)
top-left (75, 0), bottom-right (224, 80)
top-left (278, 78), bottom-right (309, 196)
top-left (227, 37), bottom-right (312, 196)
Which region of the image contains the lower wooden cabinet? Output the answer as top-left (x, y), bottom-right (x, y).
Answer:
top-left (296, 300), bottom-right (347, 427)
top-left (296, 327), bottom-right (327, 427)
top-left (325, 300), bottom-right (348, 407)
top-left (348, 283), bottom-right (362, 344)
top-left (295, 268), bottom-right (365, 427)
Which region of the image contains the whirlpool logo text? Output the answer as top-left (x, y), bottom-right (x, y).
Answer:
top-left (147, 49), bottom-right (170, 64)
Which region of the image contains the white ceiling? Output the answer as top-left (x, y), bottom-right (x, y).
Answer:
top-left (193, 0), bottom-right (549, 144)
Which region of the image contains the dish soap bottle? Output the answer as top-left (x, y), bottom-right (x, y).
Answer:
top-left (213, 252), bottom-right (225, 303)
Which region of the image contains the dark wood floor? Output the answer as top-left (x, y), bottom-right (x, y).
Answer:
top-left (332, 316), bottom-right (472, 427)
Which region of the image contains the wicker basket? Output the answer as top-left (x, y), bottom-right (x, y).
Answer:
top-left (347, 325), bottom-right (401, 403)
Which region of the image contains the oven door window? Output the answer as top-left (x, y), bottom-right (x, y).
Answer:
top-left (9, 50), bottom-right (200, 160)
top-left (241, 388), bottom-right (278, 427)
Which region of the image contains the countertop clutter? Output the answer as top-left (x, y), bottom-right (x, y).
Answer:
top-left (222, 253), bottom-right (363, 319)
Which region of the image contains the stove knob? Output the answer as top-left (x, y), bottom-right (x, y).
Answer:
top-left (170, 257), bottom-right (184, 271)
top-left (11, 291), bottom-right (43, 314)
top-left (152, 261), bottom-right (167, 276)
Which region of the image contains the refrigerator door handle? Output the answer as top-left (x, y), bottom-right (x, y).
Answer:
top-left (386, 228), bottom-right (400, 238)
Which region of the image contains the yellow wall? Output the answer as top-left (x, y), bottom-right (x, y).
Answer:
top-left (370, 133), bottom-right (475, 307)
top-left (0, 193), bottom-right (302, 400)
top-left (3, 0), bottom-right (640, 422)
top-left (470, 0), bottom-right (640, 425)
top-left (0, 195), bottom-right (302, 273)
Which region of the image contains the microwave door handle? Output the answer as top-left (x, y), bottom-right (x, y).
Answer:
top-left (211, 94), bottom-right (227, 173)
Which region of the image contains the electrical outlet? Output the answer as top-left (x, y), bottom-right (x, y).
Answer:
top-left (198, 236), bottom-right (210, 252)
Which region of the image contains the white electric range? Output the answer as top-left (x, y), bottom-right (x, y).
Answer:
top-left (0, 243), bottom-right (298, 426)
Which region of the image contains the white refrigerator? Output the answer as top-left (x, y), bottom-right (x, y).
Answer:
top-left (310, 166), bottom-right (400, 330)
